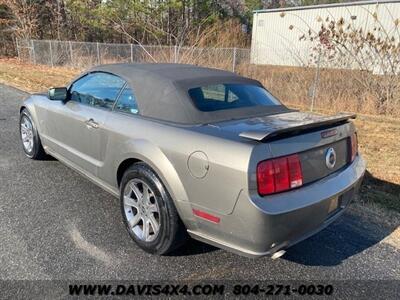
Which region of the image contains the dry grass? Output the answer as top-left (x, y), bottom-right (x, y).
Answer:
top-left (0, 57), bottom-right (399, 213)
top-left (238, 65), bottom-right (400, 117)
top-left (0, 58), bottom-right (79, 92)
top-left (355, 115), bottom-right (400, 213)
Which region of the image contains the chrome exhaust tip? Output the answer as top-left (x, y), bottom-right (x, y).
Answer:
top-left (271, 250), bottom-right (286, 260)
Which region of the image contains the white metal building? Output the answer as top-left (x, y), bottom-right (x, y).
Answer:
top-left (250, 0), bottom-right (400, 66)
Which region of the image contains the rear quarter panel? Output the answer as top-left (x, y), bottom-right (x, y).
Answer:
top-left (102, 112), bottom-right (255, 217)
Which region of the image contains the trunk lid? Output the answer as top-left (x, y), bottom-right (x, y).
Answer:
top-left (297, 138), bottom-right (350, 185)
top-left (213, 111), bottom-right (355, 142)
top-left (210, 111), bottom-right (355, 185)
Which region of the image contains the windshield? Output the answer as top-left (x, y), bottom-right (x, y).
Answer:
top-left (188, 83), bottom-right (281, 112)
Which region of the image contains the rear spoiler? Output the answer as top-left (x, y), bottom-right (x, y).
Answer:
top-left (239, 113), bottom-right (356, 142)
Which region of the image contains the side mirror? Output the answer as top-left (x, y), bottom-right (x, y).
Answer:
top-left (48, 87), bottom-right (67, 101)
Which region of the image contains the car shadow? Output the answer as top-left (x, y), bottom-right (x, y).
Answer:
top-left (166, 238), bottom-right (219, 256)
top-left (283, 172), bottom-right (399, 266)
top-left (38, 154), bottom-right (57, 161)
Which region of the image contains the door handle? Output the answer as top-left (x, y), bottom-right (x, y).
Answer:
top-left (85, 118), bottom-right (99, 129)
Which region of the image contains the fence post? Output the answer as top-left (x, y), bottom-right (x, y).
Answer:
top-left (96, 42), bottom-right (100, 64)
top-left (31, 40), bottom-right (36, 64)
top-left (49, 40), bottom-right (54, 67)
top-left (16, 38), bottom-right (20, 60)
top-left (130, 44), bottom-right (133, 63)
top-left (310, 51), bottom-right (321, 112)
top-left (232, 47), bottom-right (237, 72)
top-left (174, 45), bottom-right (178, 63)
top-left (69, 41), bottom-right (73, 66)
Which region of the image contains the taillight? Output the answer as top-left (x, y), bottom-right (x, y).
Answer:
top-left (257, 160), bottom-right (275, 195)
top-left (287, 155), bottom-right (303, 188)
top-left (350, 132), bottom-right (358, 162)
top-left (257, 154), bottom-right (303, 196)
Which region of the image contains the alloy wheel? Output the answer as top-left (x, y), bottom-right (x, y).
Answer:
top-left (123, 178), bottom-right (161, 242)
top-left (20, 115), bottom-right (34, 153)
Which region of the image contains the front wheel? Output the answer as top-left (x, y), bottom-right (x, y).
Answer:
top-left (120, 163), bottom-right (187, 255)
top-left (19, 108), bottom-right (46, 159)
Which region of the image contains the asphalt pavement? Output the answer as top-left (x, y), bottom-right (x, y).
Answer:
top-left (0, 84), bottom-right (399, 283)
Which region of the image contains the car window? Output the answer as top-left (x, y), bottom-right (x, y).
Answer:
top-left (69, 72), bottom-right (125, 109)
top-left (188, 83), bottom-right (281, 112)
top-left (201, 84), bottom-right (239, 102)
top-left (114, 87), bottom-right (139, 115)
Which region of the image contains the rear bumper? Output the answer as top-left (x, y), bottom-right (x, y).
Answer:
top-left (188, 154), bottom-right (366, 258)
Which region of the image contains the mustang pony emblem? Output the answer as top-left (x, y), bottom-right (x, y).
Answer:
top-left (325, 147), bottom-right (337, 169)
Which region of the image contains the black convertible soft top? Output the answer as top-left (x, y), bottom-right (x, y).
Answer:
top-left (86, 63), bottom-right (289, 124)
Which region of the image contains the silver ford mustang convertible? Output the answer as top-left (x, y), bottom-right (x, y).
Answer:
top-left (20, 63), bottom-right (366, 258)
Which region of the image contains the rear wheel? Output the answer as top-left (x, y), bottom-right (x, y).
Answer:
top-left (120, 163), bottom-right (187, 255)
top-left (19, 108), bottom-right (46, 159)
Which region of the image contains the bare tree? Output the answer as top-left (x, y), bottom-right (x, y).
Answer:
top-left (293, 13), bottom-right (400, 114)
top-left (0, 0), bottom-right (38, 39)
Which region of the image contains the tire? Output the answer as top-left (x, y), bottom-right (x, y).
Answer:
top-left (120, 162), bottom-right (187, 255)
top-left (19, 108), bottom-right (46, 160)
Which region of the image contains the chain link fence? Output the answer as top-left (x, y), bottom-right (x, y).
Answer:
top-left (16, 39), bottom-right (248, 72)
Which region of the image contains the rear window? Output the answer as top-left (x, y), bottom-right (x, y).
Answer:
top-left (188, 84), bottom-right (281, 112)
